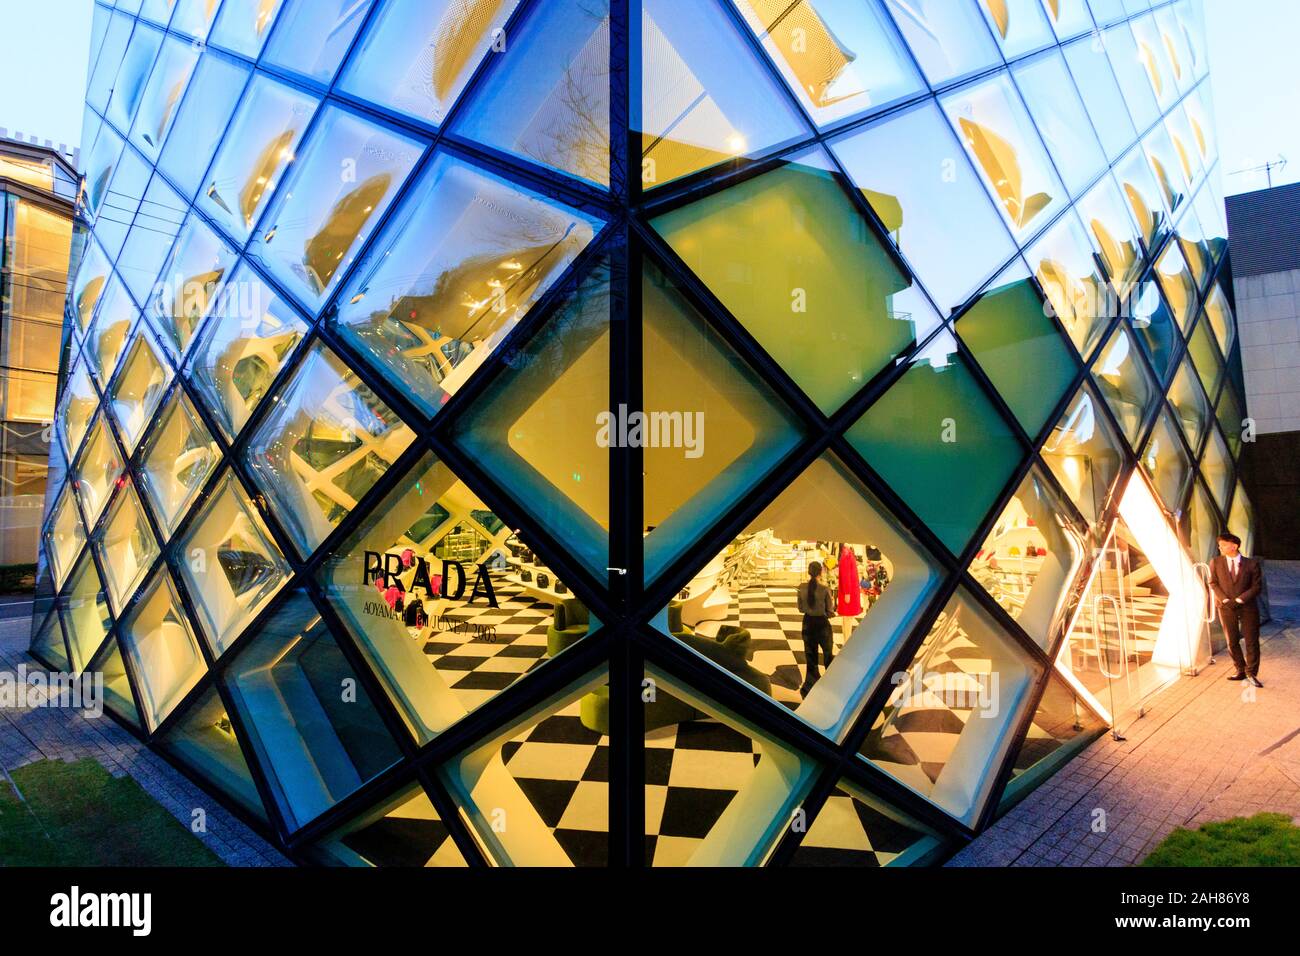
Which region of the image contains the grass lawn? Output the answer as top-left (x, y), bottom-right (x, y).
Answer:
top-left (0, 758), bottom-right (223, 866)
top-left (1141, 812), bottom-right (1300, 866)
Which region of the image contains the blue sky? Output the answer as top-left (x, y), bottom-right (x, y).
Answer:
top-left (0, 0), bottom-right (1296, 194)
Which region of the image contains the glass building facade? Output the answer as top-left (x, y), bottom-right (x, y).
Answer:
top-left (31, 0), bottom-right (1254, 866)
top-left (0, 140), bottom-right (76, 567)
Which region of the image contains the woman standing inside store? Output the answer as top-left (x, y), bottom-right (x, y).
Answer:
top-left (837, 544), bottom-right (862, 647)
top-left (798, 561), bottom-right (836, 696)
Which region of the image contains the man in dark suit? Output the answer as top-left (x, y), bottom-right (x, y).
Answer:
top-left (1208, 532), bottom-right (1263, 688)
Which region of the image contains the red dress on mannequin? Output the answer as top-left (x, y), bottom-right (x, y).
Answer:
top-left (837, 547), bottom-right (862, 616)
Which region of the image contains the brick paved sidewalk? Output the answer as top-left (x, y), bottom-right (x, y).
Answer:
top-left (948, 560), bottom-right (1300, 867)
top-left (0, 613), bottom-right (288, 866)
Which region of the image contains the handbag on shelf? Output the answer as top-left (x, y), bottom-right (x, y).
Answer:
top-left (537, 573), bottom-right (550, 589)
top-left (556, 581), bottom-right (567, 594)
top-left (521, 569), bottom-right (532, 583)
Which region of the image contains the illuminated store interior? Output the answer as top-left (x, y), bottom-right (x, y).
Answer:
top-left (31, 0), bottom-right (1255, 866)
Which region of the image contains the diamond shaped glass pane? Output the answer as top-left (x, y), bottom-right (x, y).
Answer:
top-left (332, 152), bottom-right (600, 418)
top-left (108, 324), bottom-right (173, 455)
top-left (641, 666), bottom-right (819, 866)
top-left (970, 466), bottom-right (1089, 651)
top-left (60, 551), bottom-right (112, 673)
top-left (847, 338), bottom-right (1023, 555)
top-left (1141, 405), bottom-right (1192, 509)
top-left (245, 106), bottom-right (423, 313)
top-left (58, 356), bottom-right (99, 459)
top-left (1185, 477), bottom-right (1218, 563)
top-left (339, 0), bottom-right (520, 126)
top-left (791, 778), bottom-right (944, 867)
top-left (137, 390), bottom-right (221, 540)
top-left (1127, 277), bottom-right (1179, 381)
top-left (1076, 173), bottom-right (1144, 302)
top-left (978, 0), bottom-right (1054, 58)
top-left (454, 0), bottom-right (610, 187)
top-left (104, 22), bottom-right (163, 134)
top-left (210, 0), bottom-right (286, 58)
top-left (31, 609), bottom-right (70, 672)
top-left (45, 481), bottom-right (86, 589)
top-left (1202, 283), bottom-right (1236, 359)
top-left (157, 51), bottom-right (249, 201)
top-left (246, 342), bottom-right (417, 558)
top-left (655, 452), bottom-right (943, 740)
top-left (1144, 126), bottom-right (1190, 221)
top-left (642, 259), bottom-right (805, 582)
top-left (1167, 356), bottom-right (1211, 456)
top-left (1175, 206), bottom-right (1212, 289)
top-left (1187, 315), bottom-right (1224, 400)
top-left (881, 0), bottom-right (1000, 87)
top-left (1026, 212), bottom-right (1112, 362)
top-left (639, 0), bottom-right (813, 189)
top-left (119, 567), bottom-right (206, 732)
top-left (831, 100), bottom-right (1015, 314)
top-left (177, 469), bottom-right (292, 657)
top-left (957, 260), bottom-right (1078, 439)
top-left (86, 276), bottom-right (135, 388)
top-left (732, 0), bottom-right (924, 128)
top-left (450, 262), bottom-right (610, 578)
top-left (1114, 144), bottom-right (1169, 252)
top-left (171, 0), bottom-right (222, 39)
top-left (1103, 22), bottom-right (1159, 131)
top-left (90, 636), bottom-right (142, 729)
top-left (1200, 425), bottom-right (1232, 511)
top-left (999, 671), bottom-right (1105, 810)
top-left (73, 414), bottom-right (124, 527)
top-left (128, 35), bottom-right (200, 163)
top-left (859, 587), bottom-right (1043, 825)
top-left (70, 237), bottom-right (111, 336)
top-left (1093, 324), bottom-right (1157, 447)
top-left (305, 783), bottom-right (469, 867)
top-left (321, 452), bottom-right (593, 743)
top-left (1041, 383), bottom-right (1124, 527)
top-left (262, 0), bottom-right (373, 83)
top-left (1061, 34), bottom-right (1135, 163)
top-left (654, 148), bottom-right (940, 415)
top-left (147, 213), bottom-right (237, 359)
top-left (95, 480), bottom-right (159, 615)
top-left (942, 73), bottom-right (1067, 243)
top-left (1217, 386), bottom-right (1245, 460)
top-left (1012, 48), bottom-right (1105, 199)
top-left (442, 670), bottom-right (610, 866)
top-left (222, 590), bottom-right (403, 831)
top-left (196, 74), bottom-right (319, 243)
top-left (186, 264), bottom-right (308, 442)
top-left (157, 684), bottom-right (267, 821)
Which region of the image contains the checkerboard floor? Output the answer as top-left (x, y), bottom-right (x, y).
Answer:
top-left (790, 789), bottom-right (926, 866)
top-left (417, 573), bottom-right (554, 711)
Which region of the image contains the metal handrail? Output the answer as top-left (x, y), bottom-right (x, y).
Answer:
top-left (1093, 593), bottom-right (1128, 680)
top-left (1194, 561), bottom-right (1217, 666)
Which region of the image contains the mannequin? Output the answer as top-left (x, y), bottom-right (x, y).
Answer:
top-left (836, 543), bottom-right (863, 645)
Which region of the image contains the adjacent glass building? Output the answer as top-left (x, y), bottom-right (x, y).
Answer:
top-left (0, 140), bottom-right (76, 568)
top-left (32, 0), bottom-right (1253, 867)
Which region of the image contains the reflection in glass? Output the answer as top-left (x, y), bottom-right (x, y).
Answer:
top-left (1025, 212), bottom-right (1112, 361)
top-left (177, 470), bottom-right (292, 657)
top-left (1143, 125), bottom-right (1190, 219)
top-left (1103, 22), bottom-right (1159, 132)
top-left (1141, 406), bottom-right (1192, 509)
top-left (45, 483), bottom-right (86, 589)
top-left (831, 101), bottom-right (1014, 314)
top-left (209, 0), bottom-right (285, 58)
top-left (105, 24), bottom-right (164, 135)
top-left (1093, 324), bottom-right (1156, 446)
top-left (977, 0), bottom-right (1053, 59)
top-left (74, 415), bottom-right (125, 527)
top-left (1041, 384), bottom-right (1124, 527)
top-left (70, 238), bottom-right (111, 336)
top-left (339, 0), bottom-right (520, 126)
top-left (1000, 672), bottom-right (1105, 810)
top-left (455, 0), bottom-right (610, 187)
top-left (119, 568), bottom-right (206, 732)
top-left (92, 637), bottom-right (142, 729)
top-left (1200, 425), bottom-right (1232, 511)
top-left (1187, 317), bottom-right (1224, 401)
top-left (943, 74), bottom-right (1066, 242)
top-left (732, 0), bottom-right (923, 127)
top-left (58, 357), bottom-right (98, 459)
top-left (95, 482), bottom-right (159, 614)
top-left (1076, 173), bottom-right (1143, 302)
top-left (450, 262), bottom-right (610, 578)
top-left (1217, 386), bottom-right (1244, 459)
top-left (1228, 484), bottom-right (1255, 557)
top-left (1201, 284), bottom-right (1236, 359)
top-left (222, 591), bottom-right (403, 831)
top-left (881, 0), bottom-right (1000, 86)
top-left (860, 588), bottom-right (1040, 825)
top-left (1167, 357), bottom-right (1210, 455)
top-left (1115, 144), bottom-right (1168, 251)
top-left (1127, 279), bottom-right (1178, 380)
top-left (61, 552), bottom-right (112, 673)
top-left (196, 74), bottom-right (318, 243)
top-left (791, 780), bottom-right (944, 866)
top-left (157, 52), bottom-right (249, 202)
top-left (129, 36), bottom-right (200, 163)
top-left (147, 214), bottom-right (236, 359)
top-left (186, 265), bottom-right (308, 441)
top-left (333, 153), bottom-right (599, 418)
top-left (246, 343), bottom-right (417, 558)
top-left (654, 148), bottom-right (938, 415)
top-left (956, 261), bottom-right (1077, 440)
top-left (847, 341), bottom-right (1022, 555)
top-left (262, 0), bottom-right (375, 83)
top-left (970, 467), bottom-right (1088, 650)
top-left (1185, 479), bottom-right (1218, 565)
top-left (158, 686), bottom-right (267, 820)
top-left (31, 610), bottom-right (70, 673)
top-left (246, 106), bottom-right (424, 312)
top-left (107, 325), bottom-right (173, 455)
top-left (1154, 241), bottom-right (1197, 330)
top-left (86, 277), bottom-right (135, 388)
top-left (1061, 35), bottom-right (1137, 162)
top-left (642, 261), bottom-right (805, 582)
top-left (1012, 49), bottom-right (1105, 198)
top-left (136, 390), bottom-right (221, 539)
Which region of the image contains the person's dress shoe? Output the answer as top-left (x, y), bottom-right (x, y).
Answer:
top-left (1248, 676), bottom-right (1264, 688)
top-left (1227, 673), bottom-right (1247, 681)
